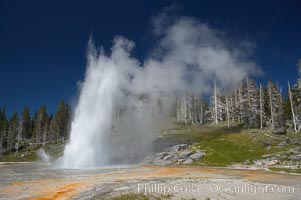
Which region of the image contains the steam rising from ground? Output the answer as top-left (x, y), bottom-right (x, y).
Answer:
top-left (60, 15), bottom-right (261, 168)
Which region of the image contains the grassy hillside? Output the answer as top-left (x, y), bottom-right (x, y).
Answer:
top-left (0, 143), bottom-right (64, 162)
top-left (1, 122), bottom-right (300, 171)
top-left (159, 122), bottom-right (301, 167)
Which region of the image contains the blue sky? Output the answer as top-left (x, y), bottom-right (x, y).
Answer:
top-left (0, 0), bottom-right (300, 116)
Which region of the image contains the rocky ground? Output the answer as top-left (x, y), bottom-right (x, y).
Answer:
top-left (1, 163), bottom-right (301, 200)
top-left (242, 131), bottom-right (301, 172)
top-left (151, 125), bottom-right (301, 174)
top-left (152, 144), bottom-right (205, 165)
top-left (152, 142), bottom-right (301, 171)
top-left (1, 123), bottom-right (301, 199)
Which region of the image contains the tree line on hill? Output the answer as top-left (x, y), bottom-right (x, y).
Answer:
top-left (1, 60), bottom-right (301, 154)
top-left (176, 59), bottom-right (301, 132)
top-left (0, 100), bottom-right (71, 153)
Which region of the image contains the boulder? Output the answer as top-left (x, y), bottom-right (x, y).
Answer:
top-left (253, 160), bottom-right (264, 167)
top-left (183, 158), bottom-right (193, 164)
top-left (169, 144), bottom-right (189, 152)
top-left (278, 140), bottom-right (289, 146)
top-left (179, 144), bottom-right (189, 151)
top-left (179, 151), bottom-right (193, 159)
top-left (264, 160), bottom-right (279, 166)
top-left (272, 128), bottom-right (286, 135)
top-left (153, 157), bottom-right (163, 165)
top-left (177, 159), bottom-right (186, 163)
top-left (153, 157), bottom-right (172, 165)
top-left (289, 140), bottom-right (301, 145)
top-left (156, 152), bottom-right (169, 159)
top-left (169, 145), bottom-right (181, 152)
top-left (163, 155), bottom-right (173, 161)
top-left (189, 152), bottom-right (205, 161)
top-left (262, 154), bottom-right (273, 158)
top-left (288, 154), bottom-right (301, 161)
top-left (263, 141), bottom-right (272, 146)
top-left (288, 147), bottom-right (301, 154)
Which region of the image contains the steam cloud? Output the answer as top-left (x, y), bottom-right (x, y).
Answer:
top-left (60, 14), bottom-right (261, 168)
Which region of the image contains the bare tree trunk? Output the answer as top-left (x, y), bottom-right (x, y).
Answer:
top-left (15, 123), bottom-right (22, 153)
top-left (188, 93), bottom-right (192, 124)
top-left (180, 96), bottom-right (183, 123)
top-left (268, 83), bottom-right (274, 129)
top-left (288, 82), bottom-right (297, 132)
top-left (246, 78), bottom-right (251, 108)
top-left (193, 93), bottom-right (197, 124)
top-left (234, 87), bottom-right (238, 122)
top-left (260, 84), bottom-right (263, 129)
top-left (238, 84), bottom-right (243, 122)
top-left (177, 96), bottom-right (181, 123)
top-left (226, 96), bottom-right (230, 128)
top-left (214, 81), bottom-right (218, 125)
top-left (230, 96), bottom-right (235, 123)
top-left (200, 104), bottom-right (203, 124)
top-left (183, 96), bottom-right (187, 124)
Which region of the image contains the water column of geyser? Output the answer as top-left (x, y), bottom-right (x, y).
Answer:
top-left (60, 16), bottom-right (261, 168)
top-left (61, 46), bottom-right (118, 168)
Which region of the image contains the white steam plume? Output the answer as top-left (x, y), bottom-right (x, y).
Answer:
top-left (60, 15), bottom-right (261, 168)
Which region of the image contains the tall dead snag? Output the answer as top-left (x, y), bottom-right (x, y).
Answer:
top-left (226, 96), bottom-right (231, 128)
top-left (259, 84), bottom-right (263, 129)
top-left (214, 81), bottom-right (218, 125)
top-left (288, 81), bottom-right (297, 132)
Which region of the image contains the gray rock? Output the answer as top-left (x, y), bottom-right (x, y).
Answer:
top-left (114, 186), bottom-right (130, 191)
top-left (262, 154), bottom-right (273, 158)
top-left (253, 160), bottom-right (264, 167)
top-left (278, 140), bottom-right (289, 146)
top-left (169, 145), bottom-right (181, 152)
top-left (288, 147), bottom-right (301, 154)
top-left (179, 151), bottom-right (193, 158)
top-left (288, 154), bottom-right (301, 160)
top-left (169, 144), bottom-right (189, 152)
top-left (278, 155), bottom-right (287, 159)
top-left (153, 157), bottom-right (163, 164)
top-left (264, 160), bottom-right (279, 166)
top-left (272, 128), bottom-right (286, 135)
top-left (266, 146), bottom-right (272, 151)
top-left (286, 138), bottom-right (292, 144)
top-left (189, 152), bottom-right (205, 161)
top-left (179, 144), bottom-right (189, 150)
top-left (290, 140), bottom-right (301, 145)
top-left (263, 141), bottom-right (272, 146)
top-left (183, 159), bottom-right (193, 164)
top-left (243, 160), bottom-right (251, 164)
top-left (156, 152), bottom-right (169, 159)
top-left (153, 157), bottom-right (172, 165)
top-left (163, 155), bottom-right (173, 161)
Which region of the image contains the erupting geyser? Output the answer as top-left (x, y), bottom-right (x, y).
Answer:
top-left (61, 43), bottom-right (118, 168)
top-left (59, 15), bottom-right (260, 168)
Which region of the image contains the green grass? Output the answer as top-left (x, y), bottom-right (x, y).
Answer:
top-left (269, 167), bottom-right (301, 174)
top-left (160, 122), bottom-right (297, 167)
top-left (160, 122), bottom-right (244, 145)
top-left (0, 149), bottom-right (37, 162)
top-left (196, 126), bottom-right (298, 167)
top-left (44, 143), bottom-right (65, 158)
top-left (1, 122), bottom-right (300, 168)
top-left (196, 131), bottom-right (264, 166)
top-left (0, 143), bottom-right (65, 162)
